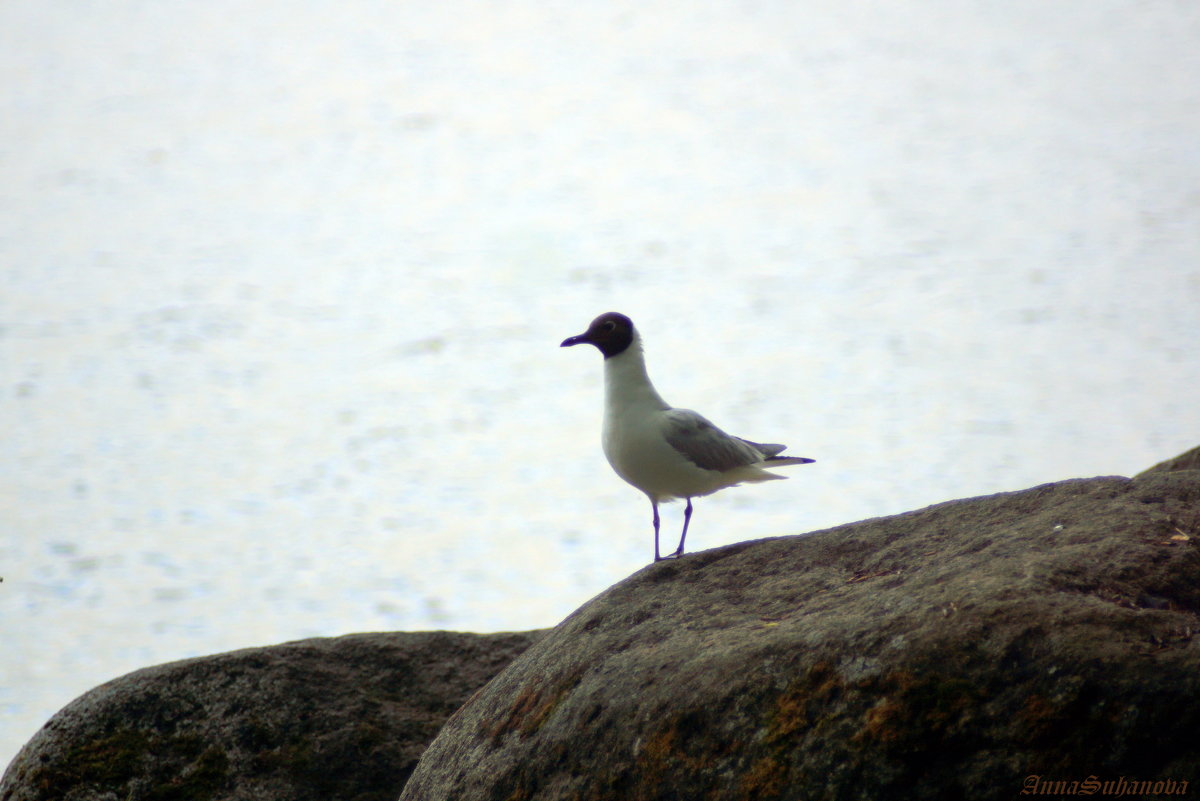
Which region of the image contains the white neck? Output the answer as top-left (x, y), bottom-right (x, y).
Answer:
top-left (603, 332), bottom-right (670, 412)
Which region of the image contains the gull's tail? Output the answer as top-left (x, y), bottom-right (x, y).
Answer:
top-left (764, 455), bottom-right (816, 467)
top-left (740, 438), bottom-right (815, 467)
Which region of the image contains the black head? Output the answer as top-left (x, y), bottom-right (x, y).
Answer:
top-left (560, 312), bottom-right (636, 358)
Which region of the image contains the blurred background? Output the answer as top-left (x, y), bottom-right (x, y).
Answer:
top-left (2, 0), bottom-right (1198, 769)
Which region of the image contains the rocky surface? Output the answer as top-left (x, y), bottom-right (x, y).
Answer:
top-left (0, 630), bottom-right (542, 801)
top-left (1139, 444), bottom-right (1200, 475)
top-left (401, 466), bottom-right (1200, 801)
top-left (5, 450), bottom-right (1199, 801)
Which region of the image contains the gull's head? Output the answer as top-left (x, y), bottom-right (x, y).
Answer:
top-left (560, 311), bottom-right (636, 359)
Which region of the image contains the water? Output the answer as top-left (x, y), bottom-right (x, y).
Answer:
top-left (3, 0), bottom-right (1198, 770)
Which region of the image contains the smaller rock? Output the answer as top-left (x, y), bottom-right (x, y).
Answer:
top-left (0, 630), bottom-right (543, 801)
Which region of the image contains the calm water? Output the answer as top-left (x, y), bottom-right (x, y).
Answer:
top-left (3, 0), bottom-right (1199, 769)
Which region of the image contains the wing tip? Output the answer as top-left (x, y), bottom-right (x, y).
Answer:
top-left (764, 455), bottom-right (816, 466)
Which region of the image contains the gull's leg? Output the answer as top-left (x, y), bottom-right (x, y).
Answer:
top-left (652, 499), bottom-right (663, 562)
top-left (670, 498), bottom-right (693, 558)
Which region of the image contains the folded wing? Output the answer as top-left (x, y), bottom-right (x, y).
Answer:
top-left (662, 408), bottom-right (779, 472)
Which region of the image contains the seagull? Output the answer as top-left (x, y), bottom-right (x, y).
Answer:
top-left (561, 311), bottom-right (814, 562)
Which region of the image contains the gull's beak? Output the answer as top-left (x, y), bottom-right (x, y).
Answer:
top-left (560, 332), bottom-right (590, 348)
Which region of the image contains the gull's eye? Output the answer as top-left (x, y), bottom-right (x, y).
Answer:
top-left (602, 321), bottom-right (617, 332)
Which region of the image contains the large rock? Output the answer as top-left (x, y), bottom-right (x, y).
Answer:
top-left (1139, 444), bottom-right (1200, 475)
top-left (400, 468), bottom-right (1200, 801)
top-left (0, 630), bottom-right (542, 801)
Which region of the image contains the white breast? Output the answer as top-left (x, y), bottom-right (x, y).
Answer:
top-left (600, 342), bottom-right (741, 502)
top-left (603, 407), bottom-right (730, 501)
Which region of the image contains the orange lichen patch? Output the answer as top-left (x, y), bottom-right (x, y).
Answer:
top-left (768, 661), bottom-right (843, 742)
top-left (770, 690), bottom-right (808, 741)
top-left (484, 685), bottom-right (543, 741)
top-left (727, 664), bottom-right (848, 799)
top-left (859, 697), bottom-right (906, 745)
top-left (640, 726), bottom-right (681, 767)
top-left (852, 669), bottom-right (980, 749)
top-left (627, 715), bottom-right (710, 801)
top-left (482, 669), bottom-right (583, 744)
top-left (736, 755), bottom-right (787, 800)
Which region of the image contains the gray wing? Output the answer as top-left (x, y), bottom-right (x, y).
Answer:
top-left (662, 408), bottom-right (773, 472)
